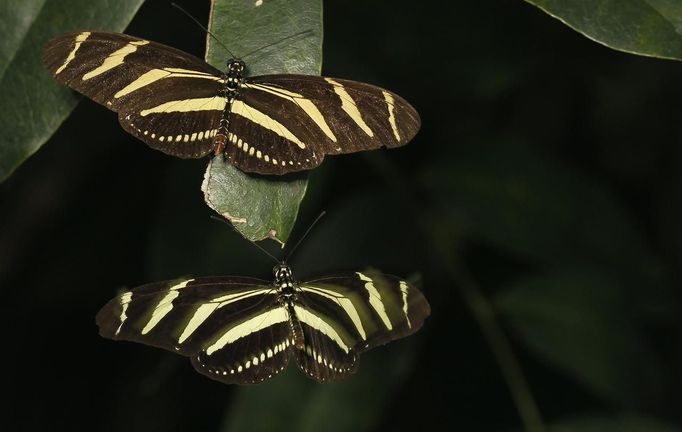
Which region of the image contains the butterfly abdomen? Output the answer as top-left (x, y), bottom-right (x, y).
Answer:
top-left (290, 313), bottom-right (306, 350)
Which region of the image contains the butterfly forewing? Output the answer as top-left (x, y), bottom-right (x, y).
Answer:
top-left (300, 270), bottom-right (430, 353)
top-left (43, 32), bottom-right (222, 109)
top-left (43, 31), bottom-right (223, 158)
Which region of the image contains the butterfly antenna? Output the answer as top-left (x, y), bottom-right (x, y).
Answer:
top-left (171, 3), bottom-right (237, 59)
top-left (283, 211), bottom-right (326, 263)
top-left (241, 29), bottom-right (314, 60)
top-left (209, 215), bottom-right (280, 264)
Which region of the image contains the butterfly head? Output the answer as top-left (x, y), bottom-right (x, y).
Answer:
top-left (273, 263), bottom-right (294, 286)
top-left (224, 59), bottom-right (246, 92)
top-left (227, 59), bottom-right (246, 74)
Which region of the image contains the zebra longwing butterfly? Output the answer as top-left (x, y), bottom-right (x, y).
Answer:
top-left (43, 32), bottom-right (420, 175)
top-left (96, 265), bottom-right (430, 384)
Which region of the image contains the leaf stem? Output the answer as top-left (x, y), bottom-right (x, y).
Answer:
top-left (446, 251), bottom-right (546, 432)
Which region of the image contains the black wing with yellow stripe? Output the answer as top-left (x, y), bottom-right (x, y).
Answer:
top-left (96, 276), bottom-right (296, 385)
top-left (96, 267), bottom-right (430, 384)
top-left (226, 76), bottom-right (420, 173)
top-left (44, 31), bottom-right (223, 158)
top-left (43, 31), bottom-right (421, 174)
top-left (294, 270), bottom-right (429, 382)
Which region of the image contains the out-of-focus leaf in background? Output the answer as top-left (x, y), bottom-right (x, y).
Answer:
top-left (0, 0), bottom-right (144, 181)
top-left (423, 143), bottom-right (672, 407)
top-left (423, 144), bottom-right (657, 273)
top-left (524, 0), bottom-right (682, 60)
top-left (495, 267), bottom-right (663, 405)
top-left (202, 0), bottom-right (322, 243)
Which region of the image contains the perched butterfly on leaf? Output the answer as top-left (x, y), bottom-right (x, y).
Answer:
top-left (96, 264), bottom-right (430, 384)
top-left (43, 32), bottom-right (420, 175)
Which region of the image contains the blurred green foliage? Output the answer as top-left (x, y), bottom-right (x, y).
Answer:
top-left (1, 0), bottom-right (682, 432)
top-left (0, 0), bottom-right (144, 181)
top-left (525, 0), bottom-right (682, 60)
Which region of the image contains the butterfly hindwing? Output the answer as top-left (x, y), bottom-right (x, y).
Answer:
top-left (295, 321), bottom-right (358, 382)
top-left (192, 315), bottom-right (295, 385)
top-left (120, 104), bottom-right (222, 158)
top-left (97, 277), bottom-right (279, 354)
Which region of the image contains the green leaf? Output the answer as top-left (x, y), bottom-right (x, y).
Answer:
top-left (203, 0), bottom-right (322, 243)
top-left (495, 266), bottom-right (664, 405)
top-left (0, 0), bottom-right (144, 182)
top-left (423, 144), bottom-right (658, 275)
top-left (206, 0), bottom-right (322, 75)
top-left (549, 415), bottom-right (680, 432)
top-left (202, 158), bottom-right (307, 243)
top-left (524, 0), bottom-right (682, 60)
top-left (0, 0), bottom-right (43, 80)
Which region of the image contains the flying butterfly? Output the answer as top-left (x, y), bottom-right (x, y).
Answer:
top-left (96, 264), bottom-right (430, 384)
top-left (43, 31), bottom-right (420, 175)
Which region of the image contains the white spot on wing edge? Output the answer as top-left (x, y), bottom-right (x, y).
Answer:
top-left (357, 272), bottom-right (393, 330)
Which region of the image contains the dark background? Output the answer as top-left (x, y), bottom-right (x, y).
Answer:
top-left (2, 0), bottom-right (681, 431)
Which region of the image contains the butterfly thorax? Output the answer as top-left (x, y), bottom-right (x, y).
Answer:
top-left (213, 59), bottom-right (246, 156)
top-left (273, 263), bottom-right (305, 349)
top-left (224, 58), bottom-right (246, 93)
top-left (273, 263), bottom-right (296, 298)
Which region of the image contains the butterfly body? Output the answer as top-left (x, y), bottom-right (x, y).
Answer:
top-left (96, 264), bottom-right (430, 384)
top-left (44, 32), bottom-right (421, 174)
